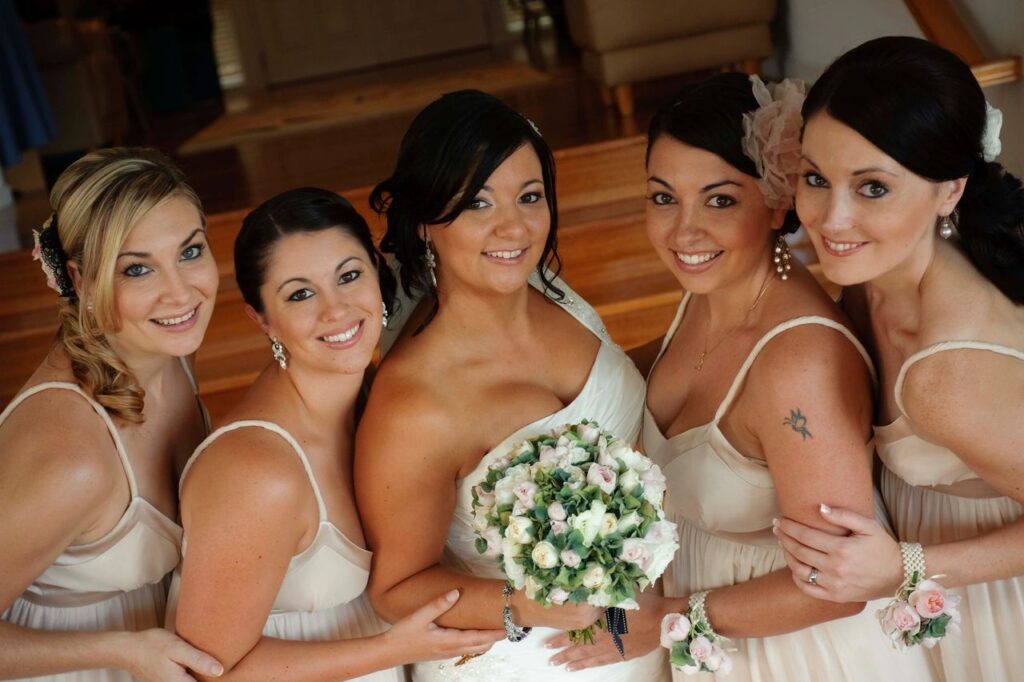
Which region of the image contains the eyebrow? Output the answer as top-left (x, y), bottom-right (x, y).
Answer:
top-left (478, 179), bottom-right (544, 193)
top-left (117, 228), bottom-right (206, 260)
top-left (800, 155), bottom-right (900, 177)
top-left (275, 255), bottom-right (365, 293)
top-left (647, 176), bottom-right (741, 192)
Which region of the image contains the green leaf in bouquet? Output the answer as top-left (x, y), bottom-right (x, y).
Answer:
top-left (670, 642), bottom-right (694, 668)
top-left (499, 509), bottom-right (512, 527)
top-left (533, 505), bottom-right (549, 523)
top-left (474, 537), bottom-right (488, 555)
top-left (622, 494), bottom-right (642, 511)
top-left (570, 586), bottom-right (590, 603)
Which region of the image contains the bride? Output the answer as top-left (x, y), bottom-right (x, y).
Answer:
top-left (354, 90), bottom-right (669, 681)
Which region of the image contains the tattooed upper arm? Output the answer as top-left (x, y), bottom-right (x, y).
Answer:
top-left (782, 408), bottom-right (813, 440)
top-left (742, 324), bottom-right (875, 528)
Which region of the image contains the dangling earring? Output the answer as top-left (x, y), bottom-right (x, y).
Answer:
top-left (381, 301), bottom-right (389, 328)
top-left (270, 337), bottom-right (288, 370)
top-left (424, 238), bottom-right (438, 289)
top-left (85, 301), bottom-right (94, 313)
top-left (773, 234), bottom-right (792, 280)
top-left (938, 214), bottom-right (954, 239)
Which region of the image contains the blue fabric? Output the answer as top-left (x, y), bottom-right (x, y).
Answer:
top-left (0, 0), bottom-right (55, 166)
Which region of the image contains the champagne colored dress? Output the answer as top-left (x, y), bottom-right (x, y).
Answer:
top-left (643, 293), bottom-right (936, 681)
top-left (876, 341), bottom-right (1024, 682)
top-left (167, 420), bottom-right (403, 682)
top-left (1, 373), bottom-right (194, 681)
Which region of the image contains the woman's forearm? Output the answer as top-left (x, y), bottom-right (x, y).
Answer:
top-left (922, 515), bottom-right (1024, 589)
top-left (196, 634), bottom-right (403, 682)
top-left (373, 564), bottom-right (505, 629)
top-left (703, 568), bottom-right (863, 638)
top-left (0, 622), bottom-right (129, 679)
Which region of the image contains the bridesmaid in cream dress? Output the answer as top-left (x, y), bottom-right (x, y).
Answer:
top-left (776, 37), bottom-right (1024, 682)
top-left (356, 91), bottom-right (669, 682)
top-left (551, 73), bottom-right (936, 681)
top-left (168, 188), bottom-right (501, 681)
top-left (0, 149), bottom-right (223, 680)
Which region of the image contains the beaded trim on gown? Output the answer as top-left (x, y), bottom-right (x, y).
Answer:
top-left (643, 293), bottom-right (936, 681)
top-left (383, 272), bottom-right (669, 682)
top-left (876, 341), bottom-right (1024, 682)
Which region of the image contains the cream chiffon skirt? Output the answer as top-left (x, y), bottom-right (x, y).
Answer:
top-left (882, 467), bottom-right (1024, 682)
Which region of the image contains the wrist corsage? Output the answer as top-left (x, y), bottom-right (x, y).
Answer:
top-left (660, 591), bottom-right (733, 675)
top-left (877, 542), bottom-right (961, 650)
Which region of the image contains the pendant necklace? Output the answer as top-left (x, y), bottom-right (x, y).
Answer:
top-left (695, 272), bottom-right (773, 372)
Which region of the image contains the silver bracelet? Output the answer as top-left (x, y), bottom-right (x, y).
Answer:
top-left (502, 582), bottom-right (531, 642)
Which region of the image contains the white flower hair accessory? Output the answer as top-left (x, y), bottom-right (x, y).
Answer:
top-left (741, 75), bottom-right (807, 210)
top-left (981, 101), bottom-right (1002, 162)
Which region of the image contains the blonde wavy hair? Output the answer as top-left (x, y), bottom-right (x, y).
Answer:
top-left (49, 148), bottom-right (204, 423)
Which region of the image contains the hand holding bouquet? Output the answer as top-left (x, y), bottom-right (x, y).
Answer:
top-left (471, 421), bottom-right (679, 648)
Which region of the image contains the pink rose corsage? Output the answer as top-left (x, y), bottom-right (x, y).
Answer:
top-left (878, 542), bottom-right (961, 650)
top-left (661, 591), bottom-right (733, 675)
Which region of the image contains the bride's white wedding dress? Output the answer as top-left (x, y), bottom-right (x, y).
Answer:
top-left (382, 272), bottom-right (669, 682)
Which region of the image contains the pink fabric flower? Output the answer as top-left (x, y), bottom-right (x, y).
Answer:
top-left (909, 579), bottom-right (960, 620)
top-left (688, 636), bottom-right (714, 663)
top-left (741, 76), bottom-right (807, 209)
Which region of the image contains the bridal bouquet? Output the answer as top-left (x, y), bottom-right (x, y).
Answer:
top-left (471, 421), bottom-right (679, 645)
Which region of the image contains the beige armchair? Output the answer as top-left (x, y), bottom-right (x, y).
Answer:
top-left (565, 0), bottom-right (776, 115)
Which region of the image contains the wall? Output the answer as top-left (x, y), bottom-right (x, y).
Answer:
top-left (782, 0), bottom-right (1022, 176)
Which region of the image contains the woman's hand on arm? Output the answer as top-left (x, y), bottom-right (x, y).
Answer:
top-left (779, 348), bottom-right (1024, 599)
top-left (703, 326), bottom-right (875, 636)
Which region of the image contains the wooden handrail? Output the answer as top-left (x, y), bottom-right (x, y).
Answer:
top-left (903, 0), bottom-right (1020, 87)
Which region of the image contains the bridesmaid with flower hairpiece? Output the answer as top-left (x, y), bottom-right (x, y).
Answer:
top-left (776, 36), bottom-right (1024, 682)
top-left (0, 148), bottom-right (223, 680)
top-left (548, 72), bottom-right (935, 680)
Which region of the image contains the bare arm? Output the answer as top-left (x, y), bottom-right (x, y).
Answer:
top-left (175, 429), bottom-right (499, 682)
top-left (777, 347), bottom-right (1024, 601)
top-left (354, 380), bottom-right (600, 632)
top-left (0, 394), bottom-right (220, 681)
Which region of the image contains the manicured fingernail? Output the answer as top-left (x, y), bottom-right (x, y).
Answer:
top-left (447, 589), bottom-right (460, 602)
top-left (771, 517), bottom-right (779, 527)
top-left (212, 664), bottom-right (224, 677)
top-left (820, 503), bottom-right (832, 514)
top-left (771, 525), bottom-right (779, 536)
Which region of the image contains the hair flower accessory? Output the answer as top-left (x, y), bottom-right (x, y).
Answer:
top-left (981, 101), bottom-right (1002, 162)
top-left (32, 214), bottom-right (75, 298)
top-left (741, 75), bottom-right (807, 210)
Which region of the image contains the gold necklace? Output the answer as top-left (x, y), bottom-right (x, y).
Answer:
top-left (694, 273), bottom-right (773, 372)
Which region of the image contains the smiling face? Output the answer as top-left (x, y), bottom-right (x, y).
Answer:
top-left (103, 195), bottom-right (218, 361)
top-left (645, 136), bottom-right (781, 294)
top-left (254, 228), bottom-right (383, 375)
top-left (796, 113), bottom-right (964, 286)
top-left (428, 144), bottom-right (550, 296)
